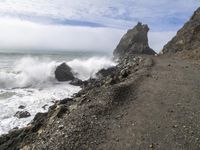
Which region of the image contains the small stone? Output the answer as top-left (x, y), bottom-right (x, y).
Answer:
top-left (18, 105), bottom-right (25, 109)
top-left (87, 99), bottom-right (91, 102)
top-left (13, 127), bottom-right (19, 130)
top-left (149, 143), bottom-right (154, 148)
top-left (172, 125), bottom-right (178, 128)
top-left (58, 125), bottom-right (64, 130)
top-left (42, 104), bottom-right (48, 110)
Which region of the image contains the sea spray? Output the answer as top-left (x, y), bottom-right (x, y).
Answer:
top-left (68, 57), bottom-right (116, 80)
top-left (0, 57), bottom-right (58, 89)
top-left (0, 56), bottom-right (116, 89)
top-left (0, 55), bottom-right (116, 135)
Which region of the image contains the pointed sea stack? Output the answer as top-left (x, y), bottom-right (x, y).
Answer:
top-left (113, 22), bottom-right (156, 58)
top-left (162, 7), bottom-right (200, 54)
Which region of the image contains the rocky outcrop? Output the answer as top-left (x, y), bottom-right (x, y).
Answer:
top-left (162, 7), bottom-right (200, 54)
top-left (0, 55), bottom-right (153, 150)
top-left (113, 22), bottom-right (156, 58)
top-left (96, 67), bottom-right (117, 79)
top-left (55, 63), bottom-right (75, 81)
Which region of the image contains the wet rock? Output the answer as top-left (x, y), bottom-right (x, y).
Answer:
top-left (14, 111), bottom-right (31, 119)
top-left (70, 78), bottom-right (84, 86)
top-left (113, 22), bottom-right (156, 59)
top-left (59, 98), bottom-right (73, 105)
top-left (18, 105), bottom-right (25, 109)
top-left (13, 127), bottom-right (19, 130)
top-left (55, 63), bottom-right (75, 81)
top-left (8, 127), bottom-right (19, 134)
top-left (42, 104), bottom-right (48, 110)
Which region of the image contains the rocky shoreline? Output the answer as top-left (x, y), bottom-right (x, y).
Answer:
top-left (0, 22), bottom-right (155, 149)
top-left (0, 54), bottom-right (154, 150)
top-left (1, 7), bottom-right (200, 150)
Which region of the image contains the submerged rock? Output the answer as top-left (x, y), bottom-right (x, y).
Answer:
top-left (14, 111), bottom-right (31, 119)
top-left (113, 22), bottom-right (156, 58)
top-left (162, 7), bottom-right (200, 53)
top-left (55, 63), bottom-right (75, 81)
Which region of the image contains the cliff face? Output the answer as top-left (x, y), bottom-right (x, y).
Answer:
top-left (113, 22), bottom-right (156, 58)
top-left (162, 7), bottom-right (200, 54)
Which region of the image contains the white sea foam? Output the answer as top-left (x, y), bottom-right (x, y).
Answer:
top-left (0, 84), bottom-right (80, 135)
top-left (0, 56), bottom-right (116, 89)
top-left (0, 57), bottom-right (58, 89)
top-left (0, 55), bottom-right (116, 135)
top-left (68, 57), bottom-right (116, 80)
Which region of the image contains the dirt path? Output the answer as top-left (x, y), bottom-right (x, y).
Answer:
top-left (97, 56), bottom-right (200, 150)
top-left (1, 56), bottom-right (200, 150)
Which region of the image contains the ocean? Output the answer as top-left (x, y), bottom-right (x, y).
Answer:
top-left (0, 50), bottom-right (115, 135)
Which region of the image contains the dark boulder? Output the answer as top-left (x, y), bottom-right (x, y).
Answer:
top-left (55, 63), bottom-right (75, 81)
top-left (14, 111), bottom-right (31, 119)
top-left (113, 22), bottom-right (156, 58)
top-left (162, 7), bottom-right (200, 54)
top-left (96, 67), bottom-right (117, 79)
top-left (70, 78), bottom-right (84, 86)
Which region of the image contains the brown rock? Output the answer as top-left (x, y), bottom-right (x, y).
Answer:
top-left (162, 7), bottom-right (200, 53)
top-left (113, 22), bottom-right (156, 58)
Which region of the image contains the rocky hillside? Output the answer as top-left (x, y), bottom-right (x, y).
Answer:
top-left (1, 9), bottom-right (200, 149)
top-left (113, 22), bottom-right (156, 58)
top-left (162, 7), bottom-right (200, 55)
top-left (0, 44), bottom-right (154, 150)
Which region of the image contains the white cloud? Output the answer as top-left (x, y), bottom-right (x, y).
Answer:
top-left (0, 18), bottom-right (124, 52)
top-left (0, 17), bottom-right (175, 53)
top-left (149, 31), bottom-right (176, 52)
top-left (0, 0), bottom-right (199, 29)
top-left (0, 1), bottom-right (197, 52)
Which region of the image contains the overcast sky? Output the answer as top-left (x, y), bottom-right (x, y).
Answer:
top-left (0, 0), bottom-right (199, 52)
